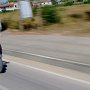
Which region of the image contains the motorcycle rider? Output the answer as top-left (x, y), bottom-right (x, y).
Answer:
top-left (0, 20), bottom-right (7, 73)
top-left (0, 20), bottom-right (3, 73)
top-left (0, 44), bottom-right (3, 73)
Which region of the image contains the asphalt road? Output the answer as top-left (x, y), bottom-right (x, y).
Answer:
top-left (0, 61), bottom-right (90, 90)
top-left (2, 32), bottom-right (90, 65)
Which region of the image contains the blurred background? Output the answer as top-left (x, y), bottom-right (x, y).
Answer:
top-left (0, 0), bottom-right (90, 36)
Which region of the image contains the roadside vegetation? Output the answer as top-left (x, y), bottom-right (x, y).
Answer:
top-left (0, 3), bottom-right (90, 36)
top-left (41, 6), bottom-right (60, 24)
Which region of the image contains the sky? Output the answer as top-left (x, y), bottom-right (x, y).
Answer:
top-left (0, 0), bottom-right (7, 2)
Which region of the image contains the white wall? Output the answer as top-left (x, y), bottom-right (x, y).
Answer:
top-left (6, 6), bottom-right (14, 11)
top-left (41, 1), bottom-right (52, 6)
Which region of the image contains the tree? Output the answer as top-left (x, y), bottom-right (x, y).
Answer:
top-left (8, 0), bottom-right (17, 2)
top-left (51, 0), bottom-right (58, 5)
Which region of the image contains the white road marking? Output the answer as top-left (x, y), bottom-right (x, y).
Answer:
top-left (4, 59), bottom-right (90, 85)
top-left (4, 49), bottom-right (90, 67)
top-left (0, 85), bottom-right (9, 90)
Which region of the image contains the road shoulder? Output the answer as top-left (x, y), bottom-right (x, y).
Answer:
top-left (3, 54), bottom-right (90, 84)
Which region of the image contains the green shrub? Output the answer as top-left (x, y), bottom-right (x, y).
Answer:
top-left (64, 1), bottom-right (74, 6)
top-left (33, 7), bottom-right (38, 15)
top-left (84, 0), bottom-right (90, 4)
top-left (51, 0), bottom-right (58, 5)
top-left (41, 5), bottom-right (60, 24)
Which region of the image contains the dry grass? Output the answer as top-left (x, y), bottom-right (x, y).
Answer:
top-left (0, 11), bottom-right (19, 20)
top-left (0, 4), bottom-right (90, 36)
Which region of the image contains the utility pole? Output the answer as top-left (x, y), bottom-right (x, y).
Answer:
top-left (18, 0), bottom-right (33, 30)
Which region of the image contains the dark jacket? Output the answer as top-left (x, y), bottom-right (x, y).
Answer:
top-left (0, 44), bottom-right (2, 55)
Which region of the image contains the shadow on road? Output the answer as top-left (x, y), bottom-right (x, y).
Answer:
top-left (1, 61), bottom-right (9, 73)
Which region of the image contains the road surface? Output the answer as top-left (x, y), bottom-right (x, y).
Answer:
top-left (2, 32), bottom-right (90, 65)
top-left (1, 32), bottom-right (90, 73)
top-left (0, 60), bottom-right (90, 90)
